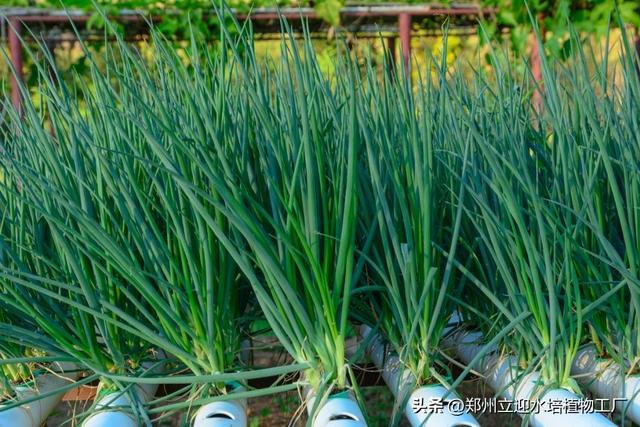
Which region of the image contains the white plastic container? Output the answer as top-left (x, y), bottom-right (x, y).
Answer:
top-left (0, 362), bottom-right (78, 427)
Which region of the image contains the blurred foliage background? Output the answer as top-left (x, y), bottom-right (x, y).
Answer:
top-left (1, 0), bottom-right (639, 98)
top-left (3, 0), bottom-right (640, 44)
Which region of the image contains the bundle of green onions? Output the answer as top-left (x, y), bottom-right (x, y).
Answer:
top-left (152, 22), bottom-right (369, 415)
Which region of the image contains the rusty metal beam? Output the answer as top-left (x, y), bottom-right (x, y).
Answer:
top-left (8, 18), bottom-right (23, 114)
top-left (1, 5), bottom-right (494, 26)
top-left (236, 5), bottom-right (493, 20)
top-left (14, 14), bottom-right (146, 23)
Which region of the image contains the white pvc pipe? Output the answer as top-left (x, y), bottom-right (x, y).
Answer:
top-left (0, 362), bottom-right (79, 427)
top-left (572, 344), bottom-right (640, 424)
top-left (306, 389), bottom-right (367, 427)
top-left (81, 381), bottom-right (158, 427)
top-left (447, 330), bottom-right (616, 427)
top-left (361, 326), bottom-right (410, 392)
top-left (193, 399), bottom-right (247, 427)
top-left (405, 385), bottom-right (480, 427)
top-left (192, 385), bottom-right (248, 427)
top-left (362, 325), bottom-right (479, 427)
top-left (81, 355), bottom-right (163, 427)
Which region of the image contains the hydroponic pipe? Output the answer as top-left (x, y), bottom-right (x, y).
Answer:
top-left (81, 355), bottom-right (164, 427)
top-left (193, 399), bottom-right (247, 427)
top-left (191, 343), bottom-right (251, 427)
top-left (446, 330), bottom-right (617, 427)
top-left (192, 384), bottom-right (248, 427)
top-left (81, 382), bottom-right (157, 427)
top-left (0, 362), bottom-right (79, 427)
top-left (361, 326), bottom-right (480, 427)
top-left (182, 341), bottom-right (248, 427)
top-left (572, 344), bottom-right (640, 424)
top-left (306, 388), bottom-right (367, 427)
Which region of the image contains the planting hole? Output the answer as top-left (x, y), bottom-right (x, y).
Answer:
top-left (206, 411), bottom-right (235, 420)
top-left (329, 414), bottom-right (358, 421)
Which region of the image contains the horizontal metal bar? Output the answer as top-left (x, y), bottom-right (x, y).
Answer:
top-left (1, 4), bottom-right (495, 23)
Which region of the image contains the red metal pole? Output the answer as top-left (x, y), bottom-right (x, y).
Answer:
top-left (398, 13), bottom-right (411, 72)
top-left (8, 18), bottom-right (24, 115)
top-left (530, 14), bottom-right (545, 114)
top-left (635, 32), bottom-right (640, 78)
top-left (531, 41), bottom-right (542, 83)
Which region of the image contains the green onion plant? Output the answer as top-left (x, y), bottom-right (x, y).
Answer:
top-left (357, 39), bottom-right (472, 391)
